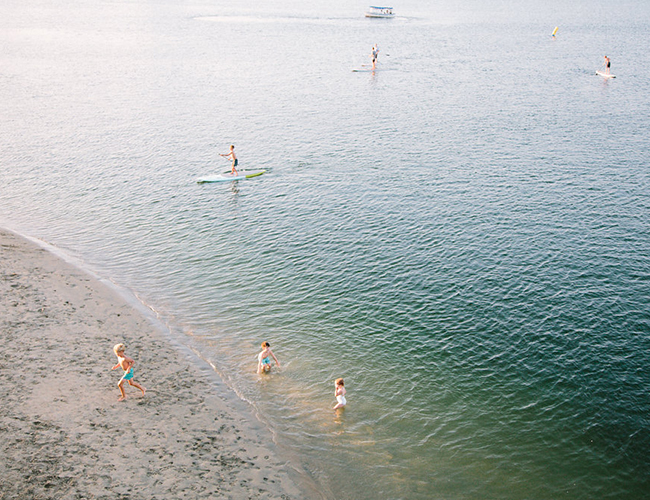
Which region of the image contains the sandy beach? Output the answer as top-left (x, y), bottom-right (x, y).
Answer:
top-left (0, 228), bottom-right (317, 499)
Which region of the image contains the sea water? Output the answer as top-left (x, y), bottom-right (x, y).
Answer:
top-left (1, 0), bottom-right (649, 498)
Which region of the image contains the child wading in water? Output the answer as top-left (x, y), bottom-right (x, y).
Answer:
top-left (257, 341), bottom-right (280, 374)
top-left (333, 378), bottom-right (347, 410)
top-left (112, 343), bottom-right (146, 401)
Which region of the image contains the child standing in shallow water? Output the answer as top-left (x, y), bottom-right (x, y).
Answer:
top-left (333, 378), bottom-right (347, 410)
top-left (257, 341), bottom-right (280, 374)
top-left (111, 343), bottom-right (146, 401)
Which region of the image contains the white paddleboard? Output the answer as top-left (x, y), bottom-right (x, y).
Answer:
top-left (596, 71), bottom-right (615, 79)
top-left (197, 170), bottom-right (266, 183)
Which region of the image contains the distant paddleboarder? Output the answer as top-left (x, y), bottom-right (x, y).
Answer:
top-left (220, 144), bottom-right (238, 176)
top-left (603, 55), bottom-right (611, 75)
top-left (371, 44), bottom-right (379, 70)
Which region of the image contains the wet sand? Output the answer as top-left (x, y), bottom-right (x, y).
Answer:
top-left (0, 228), bottom-right (317, 499)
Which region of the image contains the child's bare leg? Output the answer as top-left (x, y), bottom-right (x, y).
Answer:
top-left (117, 380), bottom-right (127, 401)
top-left (333, 403), bottom-right (343, 410)
top-left (128, 380), bottom-right (146, 396)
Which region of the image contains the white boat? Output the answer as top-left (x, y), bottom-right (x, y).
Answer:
top-left (365, 6), bottom-right (395, 18)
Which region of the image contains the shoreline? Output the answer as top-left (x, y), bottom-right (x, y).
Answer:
top-left (0, 227), bottom-right (323, 499)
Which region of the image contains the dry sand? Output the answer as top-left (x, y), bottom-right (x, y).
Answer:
top-left (0, 228), bottom-right (320, 499)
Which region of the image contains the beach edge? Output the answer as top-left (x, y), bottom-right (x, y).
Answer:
top-left (0, 227), bottom-right (323, 499)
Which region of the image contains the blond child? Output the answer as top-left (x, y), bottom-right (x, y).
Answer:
top-left (111, 343), bottom-right (146, 401)
top-left (257, 341), bottom-right (280, 374)
top-left (333, 378), bottom-right (347, 409)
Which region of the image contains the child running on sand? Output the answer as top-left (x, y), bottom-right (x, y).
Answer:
top-left (333, 378), bottom-right (347, 410)
top-left (257, 341), bottom-right (281, 374)
top-left (111, 343), bottom-right (146, 401)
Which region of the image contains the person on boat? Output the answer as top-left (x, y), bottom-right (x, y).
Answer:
top-left (220, 144), bottom-right (238, 176)
top-left (604, 55), bottom-right (611, 75)
top-left (371, 44), bottom-right (379, 70)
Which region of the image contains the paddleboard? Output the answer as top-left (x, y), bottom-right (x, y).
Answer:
top-left (353, 68), bottom-right (380, 72)
top-left (197, 170), bottom-right (266, 183)
top-left (596, 71), bottom-right (615, 79)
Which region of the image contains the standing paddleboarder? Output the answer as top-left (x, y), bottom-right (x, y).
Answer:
top-left (604, 55), bottom-right (611, 75)
top-left (220, 144), bottom-right (238, 176)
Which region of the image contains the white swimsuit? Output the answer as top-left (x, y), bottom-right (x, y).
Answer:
top-left (336, 395), bottom-right (347, 406)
